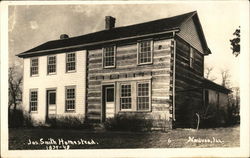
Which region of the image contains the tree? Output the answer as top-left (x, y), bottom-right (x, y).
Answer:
top-left (8, 65), bottom-right (23, 112)
top-left (221, 69), bottom-right (231, 88)
top-left (229, 26), bottom-right (240, 57)
top-left (204, 66), bottom-right (217, 81)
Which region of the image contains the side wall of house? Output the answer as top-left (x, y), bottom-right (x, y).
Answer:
top-left (174, 37), bottom-right (204, 128)
top-left (22, 50), bottom-right (86, 123)
top-left (87, 38), bottom-right (173, 129)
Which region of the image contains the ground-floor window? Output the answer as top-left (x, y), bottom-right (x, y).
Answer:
top-left (137, 82), bottom-right (150, 110)
top-left (119, 80), bottom-right (151, 111)
top-left (120, 84), bottom-right (132, 110)
top-left (65, 86), bottom-right (76, 111)
top-left (30, 89), bottom-right (38, 112)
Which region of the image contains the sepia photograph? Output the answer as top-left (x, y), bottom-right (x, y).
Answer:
top-left (1, 1), bottom-right (249, 158)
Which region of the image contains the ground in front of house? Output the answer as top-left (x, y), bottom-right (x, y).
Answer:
top-left (9, 125), bottom-right (239, 150)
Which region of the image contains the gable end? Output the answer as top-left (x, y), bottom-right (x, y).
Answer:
top-left (177, 17), bottom-right (204, 54)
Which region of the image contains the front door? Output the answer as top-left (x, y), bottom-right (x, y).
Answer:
top-left (47, 90), bottom-right (56, 119)
top-left (102, 85), bottom-right (115, 122)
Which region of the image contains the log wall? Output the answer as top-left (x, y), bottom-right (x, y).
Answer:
top-left (87, 38), bottom-right (173, 129)
top-left (174, 36), bottom-right (204, 128)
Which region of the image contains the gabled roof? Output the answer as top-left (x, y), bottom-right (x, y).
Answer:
top-left (17, 11), bottom-right (210, 58)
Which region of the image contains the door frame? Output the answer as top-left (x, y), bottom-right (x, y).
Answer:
top-left (101, 83), bottom-right (115, 123)
top-left (46, 88), bottom-right (57, 121)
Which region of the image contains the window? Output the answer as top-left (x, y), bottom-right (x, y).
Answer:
top-left (30, 58), bottom-right (38, 76)
top-left (66, 52), bottom-right (76, 72)
top-left (119, 80), bottom-right (151, 111)
top-left (190, 47), bottom-right (195, 68)
top-left (137, 82), bottom-right (150, 111)
top-left (120, 84), bottom-right (132, 110)
top-left (47, 55), bottom-right (56, 74)
top-left (106, 88), bottom-right (114, 102)
top-left (103, 46), bottom-right (115, 68)
top-left (48, 91), bottom-right (56, 105)
top-left (138, 40), bottom-right (152, 64)
top-left (30, 90), bottom-right (38, 112)
top-left (65, 86), bottom-right (75, 111)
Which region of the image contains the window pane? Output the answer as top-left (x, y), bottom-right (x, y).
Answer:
top-left (190, 47), bottom-right (195, 68)
top-left (47, 56), bottom-right (56, 73)
top-left (120, 84), bottom-right (132, 109)
top-left (138, 41), bottom-right (152, 64)
top-left (66, 87), bottom-right (75, 111)
top-left (49, 92), bottom-right (56, 104)
top-left (104, 46), bottom-right (115, 67)
top-left (121, 98), bottom-right (131, 109)
top-left (106, 88), bottom-right (114, 102)
top-left (31, 58), bottom-right (38, 75)
top-left (66, 53), bottom-right (76, 72)
top-left (30, 90), bottom-right (38, 111)
top-left (137, 83), bottom-right (150, 110)
top-left (31, 58), bottom-right (38, 66)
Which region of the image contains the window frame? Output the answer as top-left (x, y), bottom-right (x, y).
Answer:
top-left (137, 40), bottom-right (153, 65)
top-left (120, 83), bottom-right (132, 111)
top-left (136, 81), bottom-right (151, 111)
top-left (65, 86), bottom-right (76, 112)
top-left (102, 45), bottom-right (116, 68)
top-left (118, 80), bottom-right (152, 112)
top-left (189, 47), bottom-right (195, 68)
top-left (29, 89), bottom-right (38, 112)
top-left (47, 55), bottom-right (57, 75)
top-left (30, 57), bottom-right (39, 77)
top-left (66, 52), bottom-right (76, 73)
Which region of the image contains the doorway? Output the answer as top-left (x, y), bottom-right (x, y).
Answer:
top-left (102, 85), bottom-right (115, 122)
top-left (46, 89), bottom-right (56, 121)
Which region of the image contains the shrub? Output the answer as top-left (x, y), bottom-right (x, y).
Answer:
top-left (104, 115), bottom-right (153, 132)
top-left (47, 116), bottom-right (93, 129)
top-left (23, 111), bottom-right (35, 128)
top-left (9, 109), bottom-right (92, 129)
top-left (9, 109), bottom-right (24, 128)
top-left (225, 104), bottom-right (240, 126)
top-left (8, 109), bottom-right (34, 128)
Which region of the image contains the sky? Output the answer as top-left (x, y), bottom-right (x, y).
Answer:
top-left (8, 2), bottom-right (241, 87)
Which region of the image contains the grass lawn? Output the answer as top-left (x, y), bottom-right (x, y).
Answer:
top-left (9, 125), bottom-right (239, 150)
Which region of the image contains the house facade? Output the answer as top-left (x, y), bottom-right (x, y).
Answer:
top-left (17, 11), bottom-right (230, 129)
top-left (21, 50), bottom-right (87, 122)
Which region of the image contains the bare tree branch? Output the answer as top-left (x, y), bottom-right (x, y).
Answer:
top-left (205, 67), bottom-right (213, 78)
top-left (204, 66), bottom-right (217, 81)
top-left (221, 69), bottom-right (231, 88)
top-left (8, 65), bottom-right (23, 112)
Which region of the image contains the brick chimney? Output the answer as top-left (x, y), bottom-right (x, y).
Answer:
top-left (60, 34), bottom-right (69, 39)
top-left (105, 16), bottom-right (116, 30)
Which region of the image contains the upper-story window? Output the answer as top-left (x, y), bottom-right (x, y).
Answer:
top-left (66, 52), bottom-right (76, 72)
top-left (138, 40), bottom-right (153, 65)
top-left (47, 55), bottom-right (56, 74)
top-left (30, 58), bottom-right (39, 76)
top-left (190, 47), bottom-right (195, 68)
top-left (103, 46), bottom-right (116, 68)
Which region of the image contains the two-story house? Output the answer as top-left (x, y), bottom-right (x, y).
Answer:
top-left (17, 11), bottom-right (231, 129)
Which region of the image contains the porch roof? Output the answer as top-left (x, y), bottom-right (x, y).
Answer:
top-left (202, 78), bottom-right (232, 94)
